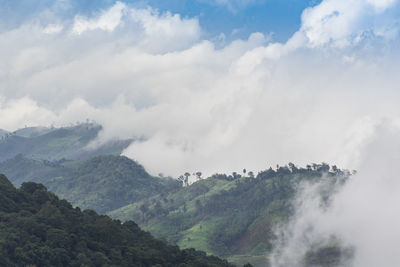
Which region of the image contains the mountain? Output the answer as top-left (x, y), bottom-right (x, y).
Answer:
top-left (0, 123), bottom-right (132, 162)
top-left (0, 154), bottom-right (180, 214)
top-left (0, 174), bottom-right (236, 267)
top-left (109, 164), bottom-right (351, 267)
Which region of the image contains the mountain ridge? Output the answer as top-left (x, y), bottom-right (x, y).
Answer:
top-left (0, 123), bottom-right (132, 162)
top-left (0, 173), bottom-right (237, 267)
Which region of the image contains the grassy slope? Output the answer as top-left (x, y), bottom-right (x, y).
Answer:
top-left (109, 167), bottom-right (349, 267)
top-left (0, 155), bottom-right (180, 214)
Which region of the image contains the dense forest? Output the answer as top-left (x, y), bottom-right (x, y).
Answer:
top-left (0, 174), bottom-right (238, 267)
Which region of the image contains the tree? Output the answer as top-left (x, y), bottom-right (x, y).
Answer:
top-left (232, 172), bottom-right (241, 179)
top-left (288, 162), bottom-right (298, 172)
top-left (195, 172), bottom-right (202, 181)
top-left (178, 175), bottom-right (185, 187)
top-left (318, 162), bottom-right (330, 172)
top-left (184, 172), bottom-right (191, 187)
top-left (332, 165), bottom-right (338, 173)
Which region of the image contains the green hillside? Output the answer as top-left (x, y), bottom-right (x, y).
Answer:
top-left (0, 155), bottom-right (180, 214)
top-left (109, 164), bottom-right (351, 267)
top-left (0, 123), bottom-right (132, 162)
top-left (0, 174), bottom-right (236, 267)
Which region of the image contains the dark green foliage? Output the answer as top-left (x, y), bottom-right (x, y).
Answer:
top-left (0, 174), bottom-right (235, 267)
top-left (0, 155), bottom-right (180, 213)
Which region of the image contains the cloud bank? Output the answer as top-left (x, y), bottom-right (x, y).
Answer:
top-left (270, 120), bottom-right (400, 267)
top-left (1, 0), bottom-right (400, 177)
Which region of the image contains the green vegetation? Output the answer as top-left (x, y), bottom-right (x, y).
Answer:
top-left (0, 131), bottom-right (352, 267)
top-left (0, 123), bottom-right (132, 162)
top-left (0, 155), bottom-right (180, 213)
top-left (109, 164), bottom-right (350, 267)
top-left (0, 174), bottom-right (236, 267)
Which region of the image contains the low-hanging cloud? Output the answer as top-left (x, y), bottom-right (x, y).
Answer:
top-left (270, 120), bottom-right (400, 267)
top-left (1, 0), bottom-right (400, 177)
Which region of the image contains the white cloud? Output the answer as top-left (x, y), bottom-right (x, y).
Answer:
top-left (1, 1), bottom-right (399, 264)
top-left (0, 0), bottom-right (400, 179)
top-left (0, 97), bottom-right (57, 130)
top-left (43, 24), bottom-right (63, 34)
top-left (367, 0), bottom-right (397, 9)
top-left (297, 0), bottom-right (400, 48)
top-left (129, 8), bottom-right (202, 52)
top-left (72, 1), bottom-right (126, 34)
top-left (270, 121), bottom-right (400, 267)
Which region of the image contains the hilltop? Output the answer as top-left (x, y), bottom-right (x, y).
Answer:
top-left (0, 123), bottom-right (132, 162)
top-left (0, 174), bottom-right (236, 267)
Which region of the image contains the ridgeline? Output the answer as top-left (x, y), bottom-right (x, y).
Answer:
top-left (0, 174), bottom-right (236, 267)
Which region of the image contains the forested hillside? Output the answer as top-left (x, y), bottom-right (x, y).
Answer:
top-left (0, 135), bottom-right (353, 267)
top-left (0, 174), bottom-right (236, 267)
top-left (109, 164), bottom-right (351, 266)
top-left (0, 155), bottom-right (179, 213)
top-left (0, 123), bottom-right (131, 162)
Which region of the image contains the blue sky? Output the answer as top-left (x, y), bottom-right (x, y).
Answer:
top-left (133, 0), bottom-right (322, 41)
top-left (0, 0), bottom-right (321, 41)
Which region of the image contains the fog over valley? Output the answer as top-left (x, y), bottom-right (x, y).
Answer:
top-left (1, 0), bottom-right (400, 266)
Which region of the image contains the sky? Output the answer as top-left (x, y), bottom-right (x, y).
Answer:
top-left (1, 0), bottom-right (400, 178)
top-left (0, 0), bottom-right (320, 41)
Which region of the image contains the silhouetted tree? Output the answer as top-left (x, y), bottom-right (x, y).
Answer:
top-left (178, 175), bottom-right (185, 187)
top-left (184, 172), bottom-right (190, 186)
top-left (195, 172), bottom-right (202, 181)
top-left (288, 162), bottom-right (298, 172)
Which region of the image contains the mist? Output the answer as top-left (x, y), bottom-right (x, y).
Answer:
top-left (1, 0), bottom-right (400, 177)
top-left (270, 120), bottom-right (400, 267)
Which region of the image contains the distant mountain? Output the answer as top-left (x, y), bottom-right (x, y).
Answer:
top-left (109, 164), bottom-right (351, 267)
top-left (0, 123), bottom-right (132, 162)
top-left (0, 174), bottom-right (236, 267)
top-left (0, 155), bottom-right (180, 214)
